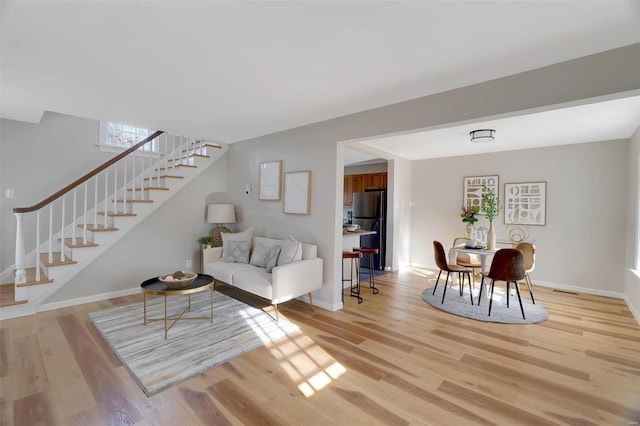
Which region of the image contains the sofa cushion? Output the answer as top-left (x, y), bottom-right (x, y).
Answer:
top-left (205, 261), bottom-right (255, 284)
top-left (232, 268), bottom-right (273, 300)
top-left (277, 236), bottom-right (302, 266)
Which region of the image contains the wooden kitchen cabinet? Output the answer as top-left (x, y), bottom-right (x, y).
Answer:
top-left (364, 172), bottom-right (387, 190)
top-left (344, 172), bottom-right (387, 205)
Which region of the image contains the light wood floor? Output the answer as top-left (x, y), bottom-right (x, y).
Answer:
top-left (1, 268), bottom-right (639, 425)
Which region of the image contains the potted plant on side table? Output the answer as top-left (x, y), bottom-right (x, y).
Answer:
top-left (198, 236), bottom-right (212, 250)
top-left (481, 186), bottom-right (501, 250)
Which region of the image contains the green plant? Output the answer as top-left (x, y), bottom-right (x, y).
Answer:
top-left (460, 206), bottom-right (480, 225)
top-left (481, 186), bottom-right (500, 222)
top-left (198, 236), bottom-right (212, 245)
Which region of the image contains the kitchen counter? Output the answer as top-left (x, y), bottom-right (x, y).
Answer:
top-left (342, 230), bottom-right (376, 237)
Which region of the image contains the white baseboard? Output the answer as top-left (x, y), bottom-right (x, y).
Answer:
top-left (38, 287), bottom-right (141, 313)
top-left (624, 295), bottom-right (640, 325)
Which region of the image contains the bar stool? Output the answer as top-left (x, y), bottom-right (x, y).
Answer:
top-left (353, 247), bottom-right (379, 294)
top-left (342, 251), bottom-right (363, 303)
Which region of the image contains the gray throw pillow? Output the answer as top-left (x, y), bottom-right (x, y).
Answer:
top-left (222, 240), bottom-right (251, 263)
top-left (265, 246), bottom-right (281, 273)
top-left (277, 236), bottom-right (302, 266)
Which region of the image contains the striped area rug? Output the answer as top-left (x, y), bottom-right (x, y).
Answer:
top-left (90, 291), bottom-right (299, 396)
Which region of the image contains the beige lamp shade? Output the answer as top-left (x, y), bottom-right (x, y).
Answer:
top-left (207, 204), bottom-right (236, 247)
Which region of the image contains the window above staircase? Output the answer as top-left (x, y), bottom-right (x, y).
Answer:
top-left (98, 122), bottom-right (158, 154)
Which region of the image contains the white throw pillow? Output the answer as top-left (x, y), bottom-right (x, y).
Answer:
top-left (221, 228), bottom-right (254, 264)
top-left (277, 236), bottom-right (302, 266)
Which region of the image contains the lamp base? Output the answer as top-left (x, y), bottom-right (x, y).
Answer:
top-left (210, 226), bottom-right (231, 247)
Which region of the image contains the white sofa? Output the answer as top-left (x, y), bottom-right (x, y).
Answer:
top-left (202, 235), bottom-right (323, 319)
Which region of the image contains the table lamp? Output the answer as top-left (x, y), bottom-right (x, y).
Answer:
top-left (207, 204), bottom-right (236, 247)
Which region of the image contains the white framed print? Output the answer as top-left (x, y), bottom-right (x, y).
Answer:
top-left (259, 160), bottom-right (282, 200)
top-left (284, 171), bottom-right (311, 215)
top-left (504, 181), bottom-right (547, 225)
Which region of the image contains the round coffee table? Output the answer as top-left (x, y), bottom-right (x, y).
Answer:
top-left (140, 273), bottom-right (214, 339)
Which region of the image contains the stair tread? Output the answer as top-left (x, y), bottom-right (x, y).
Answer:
top-left (0, 285), bottom-right (28, 307)
top-left (77, 224), bottom-right (119, 232)
top-left (126, 187), bottom-right (169, 191)
top-left (143, 175), bottom-right (184, 180)
top-left (16, 267), bottom-right (54, 287)
top-left (39, 252), bottom-right (77, 267)
top-left (114, 199), bottom-right (154, 203)
top-left (156, 164), bottom-right (197, 171)
top-left (97, 212), bottom-right (137, 217)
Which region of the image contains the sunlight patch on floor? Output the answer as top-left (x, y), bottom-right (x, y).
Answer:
top-left (250, 317), bottom-right (347, 398)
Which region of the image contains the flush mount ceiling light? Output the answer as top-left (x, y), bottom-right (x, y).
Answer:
top-left (470, 129), bottom-right (496, 143)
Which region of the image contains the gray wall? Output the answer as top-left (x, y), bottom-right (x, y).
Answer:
top-left (411, 140), bottom-right (629, 295)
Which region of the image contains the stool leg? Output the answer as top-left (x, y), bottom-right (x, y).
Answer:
top-left (350, 257), bottom-right (362, 304)
top-left (369, 253), bottom-right (378, 294)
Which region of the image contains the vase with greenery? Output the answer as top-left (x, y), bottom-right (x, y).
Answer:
top-left (460, 206), bottom-right (479, 237)
top-left (481, 186), bottom-right (500, 249)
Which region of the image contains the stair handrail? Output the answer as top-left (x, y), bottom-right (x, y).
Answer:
top-left (13, 130), bottom-right (165, 214)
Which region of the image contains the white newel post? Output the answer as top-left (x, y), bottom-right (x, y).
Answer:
top-left (14, 212), bottom-right (27, 285)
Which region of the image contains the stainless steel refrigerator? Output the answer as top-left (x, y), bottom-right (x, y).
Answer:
top-left (352, 189), bottom-right (386, 270)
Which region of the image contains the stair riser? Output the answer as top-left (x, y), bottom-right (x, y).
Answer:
top-left (45, 264), bottom-right (77, 281)
top-left (66, 246), bottom-right (100, 263)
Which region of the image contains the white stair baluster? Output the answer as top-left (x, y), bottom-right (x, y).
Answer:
top-left (35, 211), bottom-right (41, 281)
top-left (113, 162), bottom-right (118, 217)
top-left (132, 152), bottom-right (137, 198)
top-left (123, 158), bottom-right (127, 212)
top-left (14, 212), bottom-right (27, 285)
top-left (171, 134), bottom-right (176, 171)
top-left (60, 194), bottom-right (65, 256)
top-left (103, 168), bottom-right (108, 227)
top-left (91, 178), bottom-right (97, 240)
top-left (72, 188), bottom-right (77, 245)
top-left (156, 135), bottom-right (161, 185)
top-left (48, 204), bottom-right (53, 263)
top-left (82, 181), bottom-right (88, 243)
top-left (140, 148), bottom-right (144, 199)
top-left (147, 141), bottom-right (152, 187)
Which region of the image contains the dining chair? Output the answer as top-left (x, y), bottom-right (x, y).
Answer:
top-left (432, 241), bottom-right (474, 305)
top-left (452, 237), bottom-right (481, 286)
top-left (515, 242), bottom-right (536, 304)
top-left (478, 249), bottom-right (527, 319)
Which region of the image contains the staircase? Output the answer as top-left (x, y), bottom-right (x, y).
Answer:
top-left (0, 131), bottom-right (226, 320)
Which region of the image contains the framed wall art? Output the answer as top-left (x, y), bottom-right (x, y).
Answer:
top-left (504, 181), bottom-right (547, 225)
top-left (259, 160), bottom-right (282, 200)
top-left (463, 175), bottom-right (499, 211)
top-left (284, 170), bottom-right (311, 215)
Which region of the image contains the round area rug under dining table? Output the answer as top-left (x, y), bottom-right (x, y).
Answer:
top-left (422, 286), bottom-right (548, 324)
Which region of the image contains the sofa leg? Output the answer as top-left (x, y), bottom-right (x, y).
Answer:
top-left (308, 293), bottom-right (314, 312)
top-left (273, 304), bottom-right (279, 322)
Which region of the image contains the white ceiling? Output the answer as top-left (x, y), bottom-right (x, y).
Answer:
top-left (345, 94), bottom-right (640, 164)
top-left (2, 1), bottom-right (640, 159)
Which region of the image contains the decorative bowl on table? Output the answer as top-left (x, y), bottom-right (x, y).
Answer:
top-left (159, 271), bottom-right (197, 289)
top-left (464, 239), bottom-right (479, 248)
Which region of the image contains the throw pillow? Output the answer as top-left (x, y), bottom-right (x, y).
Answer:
top-left (221, 228), bottom-right (254, 264)
top-left (277, 236), bottom-right (302, 266)
top-left (222, 240), bottom-right (251, 263)
top-left (249, 243), bottom-right (272, 267)
top-left (265, 246), bottom-right (281, 273)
